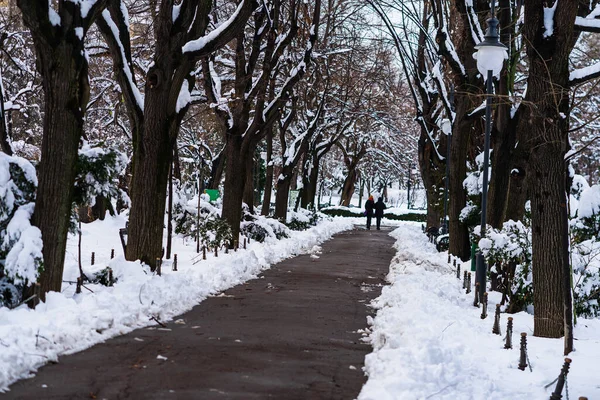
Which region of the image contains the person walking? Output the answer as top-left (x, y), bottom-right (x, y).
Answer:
top-left (375, 197), bottom-right (387, 230)
top-left (364, 195), bottom-right (375, 230)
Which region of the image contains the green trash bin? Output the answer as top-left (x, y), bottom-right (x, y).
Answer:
top-left (204, 189), bottom-right (220, 201)
top-left (470, 241), bottom-right (477, 271)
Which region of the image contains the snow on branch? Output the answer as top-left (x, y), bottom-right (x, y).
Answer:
top-left (99, 9), bottom-right (144, 112)
top-left (574, 16), bottom-right (600, 33)
top-left (182, 0), bottom-right (255, 60)
top-left (570, 61), bottom-right (600, 86)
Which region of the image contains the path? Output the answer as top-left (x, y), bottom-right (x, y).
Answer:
top-left (4, 227), bottom-right (396, 400)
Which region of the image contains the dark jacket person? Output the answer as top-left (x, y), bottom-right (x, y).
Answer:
top-left (364, 195), bottom-right (375, 230)
top-left (375, 197), bottom-right (387, 230)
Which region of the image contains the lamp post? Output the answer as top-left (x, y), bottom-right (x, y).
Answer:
top-left (473, 0), bottom-right (508, 300)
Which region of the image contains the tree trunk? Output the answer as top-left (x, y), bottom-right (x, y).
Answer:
top-left (340, 168), bottom-right (357, 206)
top-left (126, 84), bottom-right (173, 270)
top-left (274, 175), bottom-right (292, 220)
top-left (221, 134), bottom-right (247, 243)
top-left (523, 0), bottom-right (578, 339)
top-left (208, 151), bottom-right (225, 190)
top-left (91, 195), bottom-right (108, 221)
top-left (243, 151), bottom-right (255, 214)
top-left (0, 80), bottom-right (12, 155)
top-left (530, 151), bottom-right (567, 338)
top-left (25, 36), bottom-right (91, 303)
top-left (261, 129), bottom-right (274, 215)
top-left (448, 106), bottom-right (473, 260)
top-left (300, 153), bottom-right (319, 209)
top-left (166, 160), bottom-right (173, 260)
top-left (419, 127), bottom-right (444, 229)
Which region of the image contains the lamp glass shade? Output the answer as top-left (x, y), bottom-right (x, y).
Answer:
top-left (473, 45), bottom-right (508, 80)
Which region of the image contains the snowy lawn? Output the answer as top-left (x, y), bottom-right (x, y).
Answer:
top-left (359, 223), bottom-right (600, 400)
top-left (0, 214), bottom-right (353, 391)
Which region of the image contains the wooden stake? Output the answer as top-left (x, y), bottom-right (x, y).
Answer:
top-left (481, 292), bottom-right (488, 319)
top-left (518, 333), bottom-right (528, 371)
top-left (492, 304), bottom-right (501, 334)
top-left (504, 317), bottom-right (513, 349)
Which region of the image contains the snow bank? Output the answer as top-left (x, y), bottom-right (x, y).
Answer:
top-left (0, 215), bottom-right (353, 391)
top-left (359, 223), bottom-right (600, 400)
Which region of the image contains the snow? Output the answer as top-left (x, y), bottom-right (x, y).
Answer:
top-left (359, 223), bottom-right (600, 400)
top-left (172, 3), bottom-right (181, 23)
top-left (543, 1), bottom-right (558, 38)
top-left (570, 61), bottom-right (600, 83)
top-left (577, 185), bottom-right (600, 218)
top-left (74, 27), bottom-right (84, 40)
top-left (101, 10), bottom-right (145, 112)
top-left (2, 203), bottom-right (43, 286)
top-left (0, 214), bottom-right (354, 390)
top-left (48, 6), bottom-right (61, 27)
top-left (175, 82), bottom-right (191, 113)
top-left (182, 0), bottom-right (245, 55)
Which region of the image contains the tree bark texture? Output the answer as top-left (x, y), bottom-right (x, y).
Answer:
top-left (125, 74), bottom-right (175, 269)
top-left (208, 151), bottom-right (225, 190)
top-left (340, 168), bottom-right (357, 207)
top-left (274, 175), bottom-right (292, 220)
top-left (243, 150), bottom-right (255, 214)
top-left (419, 127), bottom-right (444, 230)
top-left (300, 154), bottom-right (319, 209)
top-left (261, 129), bottom-right (274, 215)
top-left (221, 134), bottom-right (247, 242)
top-left (522, 0), bottom-right (578, 338)
top-left (18, 0), bottom-right (105, 302)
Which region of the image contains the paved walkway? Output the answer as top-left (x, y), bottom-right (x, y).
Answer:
top-left (4, 227), bottom-right (396, 400)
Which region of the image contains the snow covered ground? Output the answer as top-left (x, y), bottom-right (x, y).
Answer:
top-left (0, 214), bottom-right (354, 391)
top-left (359, 223), bottom-right (600, 400)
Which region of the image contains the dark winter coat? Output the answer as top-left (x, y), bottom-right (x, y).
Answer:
top-left (365, 199), bottom-right (375, 216)
top-left (375, 198), bottom-right (386, 217)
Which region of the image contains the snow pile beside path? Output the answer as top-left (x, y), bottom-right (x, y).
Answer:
top-left (359, 223), bottom-right (600, 400)
top-left (0, 215), bottom-right (353, 391)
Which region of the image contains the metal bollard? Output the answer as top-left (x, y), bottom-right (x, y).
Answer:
top-left (244, 238), bottom-right (247, 249)
top-left (110, 249), bottom-right (115, 259)
top-left (492, 304), bottom-right (501, 334)
top-left (156, 258), bottom-right (162, 276)
top-left (549, 358), bottom-right (572, 400)
top-left (473, 282), bottom-right (480, 307)
top-left (172, 254), bottom-right (178, 271)
top-left (76, 277), bottom-right (82, 294)
top-left (448, 254), bottom-right (451, 264)
top-left (203, 246), bottom-right (206, 260)
top-left (453, 258), bottom-right (456, 268)
top-left (463, 271), bottom-right (468, 289)
top-left (214, 246), bottom-right (218, 257)
top-left (466, 273), bottom-right (471, 294)
top-left (518, 333), bottom-right (528, 371)
top-left (456, 264), bottom-right (461, 279)
top-left (91, 252), bottom-right (95, 265)
top-left (481, 292), bottom-right (488, 319)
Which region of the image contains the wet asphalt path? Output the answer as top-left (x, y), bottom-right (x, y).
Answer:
top-left (4, 226), bottom-right (396, 400)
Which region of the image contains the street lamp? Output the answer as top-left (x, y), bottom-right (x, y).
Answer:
top-left (473, 0), bottom-right (508, 302)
